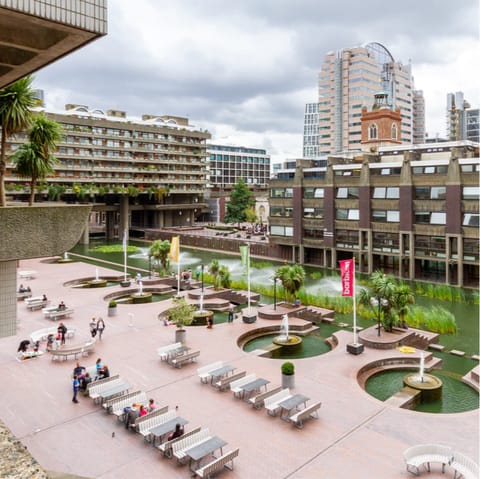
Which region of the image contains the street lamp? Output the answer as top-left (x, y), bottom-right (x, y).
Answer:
top-left (201, 264), bottom-right (204, 293)
top-left (273, 276), bottom-right (279, 310)
top-left (370, 296), bottom-right (389, 337)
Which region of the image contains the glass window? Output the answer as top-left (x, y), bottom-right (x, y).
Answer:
top-left (386, 187), bottom-right (399, 199)
top-left (387, 211), bottom-right (400, 222)
top-left (336, 209), bottom-right (348, 220)
top-left (304, 187), bottom-right (314, 198)
top-left (431, 186), bottom-right (446, 199)
top-left (304, 208), bottom-right (314, 218)
top-left (285, 188), bottom-right (293, 198)
top-left (314, 188), bottom-right (324, 198)
top-left (348, 209), bottom-right (359, 220)
top-left (463, 186), bottom-right (480, 200)
top-left (415, 212), bottom-right (430, 224)
top-left (463, 214), bottom-right (480, 227)
top-left (337, 188), bottom-right (348, 198)
top-left (285, 227), bottom-right (293, 237)
top-left (372, 210), bottom-right (386, 221)
top-left (373, 187), bottom-right (386, 199)
top-left (415, 187), bottom-right (430, 200)
top-left (270, 226), bottom-right (284, 235)
top-left (430, 212), bottom-right (446, 224)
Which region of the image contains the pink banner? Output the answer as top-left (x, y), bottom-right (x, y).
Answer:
top-left (339, 259), bottom-right (354, 297)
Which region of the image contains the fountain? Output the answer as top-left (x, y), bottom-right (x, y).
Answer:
top-left (129, 281), bottom-right (152, 303)
top-left (57, 251), bottom-right (73, 263)
top-left (87, 267), bottom-right (107, 287)
top-left (403, 351), bottom-right (443, 403)
top-left (272, 314), bottom-right (303, 352)
top-left (193, 290), bottom-right (214, 325)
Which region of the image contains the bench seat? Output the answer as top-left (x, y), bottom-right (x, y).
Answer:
top-left (403, 444), bottom-right (453, 476)
top-left (50, 340), bottom-right (95, 361)
top-left (157, 426), bottom-right (202, 458)
top-left (264, 389), bottom-right (291, 416)
top-left (288, 401), bottom-right (322, 428)
top-left (214, 371), bottom-right (246, 391)
top-left (197, 361), bottom-right (223, 383)
top-left (194, 448), bottom-right (239, 478)
top-left (171, 350), bottom-right (200, 368)
top-left (450, 452), bottom-right (479, 479)
top-left (248, 387), bottom-right (282, 409)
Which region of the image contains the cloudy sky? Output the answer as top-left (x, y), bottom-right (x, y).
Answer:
top-left (35, 0), bottom-right (479, 162)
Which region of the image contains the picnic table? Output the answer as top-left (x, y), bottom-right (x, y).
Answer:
top-left (185, 435), bottom-right (227, 472)
top-left (278, 394), bottom-right (310, 420)
top-left (209, 365), bottom-right (236, 384)
top-left (148, 417), bottom-right (188, 446)
top-left (240, 378), bottom-right (270, 400)
top-left (166, 345), bottom-right (190, 363)
top-left (96, 382), bottom-right (131, 404)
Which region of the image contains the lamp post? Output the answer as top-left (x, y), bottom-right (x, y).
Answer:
top-left (148, 255), bottom-right (152, 279)
top-left (370, 296), bottom-right (389, 337)
top-left (201, 264), bottom-right (204, 293)
top-left (273, 276), bottom-right (278, 311)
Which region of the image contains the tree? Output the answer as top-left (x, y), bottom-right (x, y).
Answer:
top-left (358, 270), bottom-right (397, 335)
top-left (392, 283), bottom-right (415, 327)
top-left (149, 239), bottom-right (171, 272)
top-left (244, 206), bottom-right (257, 229)
top-left (224, 178), bottom-right (254, 225)
top-left (12, 114), bottom-right (63, 205)
top-left (276, 264), bottom-right (306, 303)
top-left (217, 264), bottom-right (231, 289)
top-left (167, 295), bottom-right (196, 329)
top-left (208, 259), bottom-right (220, 289)
top-left (0, 76), bottom-right (38, 206)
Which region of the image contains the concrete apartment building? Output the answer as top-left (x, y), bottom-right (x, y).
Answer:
top-left (304, 42), bottom-right (425, 157)
top-left (272, 99), bottom-right (479, 288)
top-left (5, 105), bottom-right (211, 238)
top-left (207, 144), bottom-right (270, 223)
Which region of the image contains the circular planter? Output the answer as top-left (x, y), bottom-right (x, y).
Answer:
top-left (175, 329), bottom-right (186, 343)
top-left (108, 307), bottom-right (117, 317)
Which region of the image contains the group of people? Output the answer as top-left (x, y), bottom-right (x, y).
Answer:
top-left (89, 317), bottom-right (105, 339)
top-left (45, 322), bottom-right (68, 351)
top-left (18, 284), bottom-right (31, 293)
top-left (124, 398), bottom-right (158, 429)
top-left (72, 358), bottom-right (110, 403)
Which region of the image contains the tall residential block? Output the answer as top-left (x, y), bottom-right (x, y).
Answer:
top-left (304, 42), bottom-right (424, 156)
top-left (447, 92), bottom-right (479, 142)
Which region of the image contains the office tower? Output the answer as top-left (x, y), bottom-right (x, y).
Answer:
top-left (303, 103), bottom-right (320, 158)
top-left (307, 42), bottom-right (423, 156)
top-left (466, 109), bottom-right (479, 143)
top-left (447, 92), bottom-right (479, 142)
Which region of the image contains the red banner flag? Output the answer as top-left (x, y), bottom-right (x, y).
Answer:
top-left (339, 259), bottom-right (354, 297)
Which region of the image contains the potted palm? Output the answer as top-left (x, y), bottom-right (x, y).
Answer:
top-left (281, 361), bottom-right (295, 389)
top-left (167, 296), bottom-right (196, 343)
top-left (108, 299), bottom-right (117, 317)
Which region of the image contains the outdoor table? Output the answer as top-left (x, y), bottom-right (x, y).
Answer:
top-left (25, 296), bottom-right (43, 304)
top-left (148, 416), bottom-right (188, 446)
top-left (97, 383), bottom-right (131, 404)
top-left (209, 365), bottom-right (236, 384)
top-left (166, 345), bottom-right (190, 363)
top-left (278, 394), bottom-right (310, 420)
top-left (184, 435), bottom-right (227, 471)
top-left (240, 378), bottom-right (270, 400)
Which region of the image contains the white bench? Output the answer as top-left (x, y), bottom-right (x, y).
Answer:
top-left (135, 408), bottom-right (174, 441)
top-left (157, 342), bottom-right (182, 361)
top-left (288, 401), bottom-right (322, 428)
top-left (214, 371), bottom-right (246, 391)
top-left (26, 300), bottom-right (49, 311)
top-left (50, 340), bottom-right (95, 361)
top-left (170, 350), bottom-right (200, 368)
top-left (45, 308), bottom-right (74, 320)
top-left (248, 387), bottom-right (283, 409)
top-left (87, 375), bottom-right (121, 399)
top-left (230, 374), bottom-right (256, 398)
top-left (450, 451), bottom-right (479, 479)
top-left (30, 326), bottom-right (75, 343)
top-left (16, 291), bottom-right (32, 300)
top-left (197, 361), bottom-right (223, 383)
top-left (172, 428), bottom-right (211, 464)
top-left (158, 426), bottom-right (202, 458)
top-left (103, 390), bottom-right (148, 419)
top-left (403, 444), bottom-right (453, 476)
top-left (194, 448), bottom-right (239, 478)
top-left (264, 389), bottom-right (292, 416)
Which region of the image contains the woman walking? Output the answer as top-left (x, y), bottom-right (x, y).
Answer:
top-left (96, 317), bottom-right (105, 340)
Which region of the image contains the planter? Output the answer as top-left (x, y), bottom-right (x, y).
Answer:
top-left (175, 329), bottom-right (186, 343)
top-left (282, 374), bottom-right (295, 389)
top-left (346, 343), bottom-right (364, 355)
top-left (120, 280), bottom-right (131, 287)
top-left (108, 307), bottom-right (117, 317)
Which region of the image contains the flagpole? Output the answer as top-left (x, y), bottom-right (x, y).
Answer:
top-left (177, 249), bottom-right (180, 297)
top-left (247, 244), bottom-right (251, 310)
top-left (352, 259), bottom-right (357, 345)
top-left (123, 229), bottom-right (127, 282)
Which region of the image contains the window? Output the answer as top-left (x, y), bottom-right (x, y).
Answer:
top-left (304, 208), bottom-right (314, 218)
top-left (415, 186), bottom-right (446, 200)
top-left (369, 123), bottom-right (377, 139)
top-left (348, 209), bottom-right (359, 220)
top-left (373, 187), bottom-right (399, 199)
top-left (391, 123), bottom-right (398, 140)
top-left (314, 188), bottom-right (324, 198)
top-left (387, 211), bottom-right (400, 222)
top-left (463, 214), bottom-right (479, 227)
top-left (463, 186), bottom-right (480, 200)
top-left (430, 212), bottom-right (446, 224)
top-left (336, 187), bottom-right (359, 199)
top-left (431, 187), bottom-right (446, 199)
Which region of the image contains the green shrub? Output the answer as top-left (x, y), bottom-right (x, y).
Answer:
top-left (108, 300), bottom-right (117, 308)
top-left (281, 362), bottom-right (295, 375)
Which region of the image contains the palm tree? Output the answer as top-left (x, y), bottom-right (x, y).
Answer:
top-left (358, 270), bottom-right (397, 335)
top-left (218, 264), bottom-right (231, 289)
top-left (149, 239), bottom-right (171, 273)
top-left (12, 114), bottom-right (63, 205)
top-left (0, 76), bottom-right (38, 206)
top-left (209, 259), bottom-right (220, 289)
top-left (392, 284), bottom-right (415, 327)
top-left (276, 264), bottom-right (306, 303)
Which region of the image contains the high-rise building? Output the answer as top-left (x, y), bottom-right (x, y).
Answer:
top-left (303, 103), bottom-right (320, 158)
top-left (447, 92), bottom-right (479, 142)
top-left (304, 42), bottom-right (424, 156)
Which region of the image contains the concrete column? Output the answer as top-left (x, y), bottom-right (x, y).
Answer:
top-left (78, 216), bottom-right (89, 245)
top-left (119, 196), bottom-right (129, 238)
top-left (106, 211), bottom-right (115, 240)
top-left (0, 260), bottom-right (17, 338)
top-left (458, 238), bottom-right (464, 287)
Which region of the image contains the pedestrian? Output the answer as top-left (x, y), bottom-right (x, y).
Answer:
top-left (72, 375), bottom-right (80, 403)
top-left (96, 317), bottom-right (105, 340)
top-left (228, 306), bottom-right (234, 323)
top-left (89, 317), bottom-right (97, 338)
top-left (57, 322), bottom-right (67, 345)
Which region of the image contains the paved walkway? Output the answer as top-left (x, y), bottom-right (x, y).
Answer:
top-left (0, 258), bottom-right (478, 479)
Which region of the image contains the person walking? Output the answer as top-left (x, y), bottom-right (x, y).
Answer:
top-left (89, 317), bottom-right (97, 338)
top-left (72, 375), bottom-right (80, 403)
top-left (96, 317), bottom-right (105, 340)
top-left (57, 322), bottom-right (67, 345)
top-left (228, 306), bottom-right (235, 323)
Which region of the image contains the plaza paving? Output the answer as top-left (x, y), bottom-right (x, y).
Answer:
top-left (0, 258), bottom-right (478, 479)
